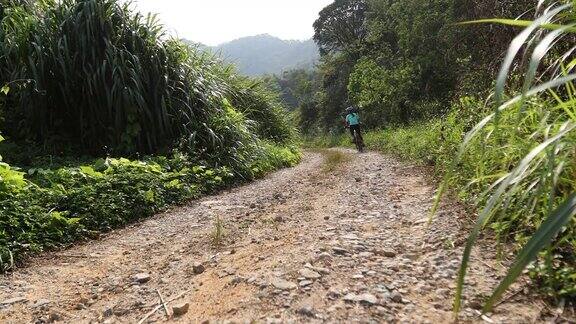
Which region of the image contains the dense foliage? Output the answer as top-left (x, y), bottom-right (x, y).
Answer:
top-left (0, 0), bottom-right (295, 161)
top-left (301, 0), bottom-right (576, 310)
top-left (297, 0), bottom-right (535, 131)
top-left (0, 0), bottom-right (300, 269)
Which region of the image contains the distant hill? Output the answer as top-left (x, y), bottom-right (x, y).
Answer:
top-left (186, 34), bottom-right (319, 76)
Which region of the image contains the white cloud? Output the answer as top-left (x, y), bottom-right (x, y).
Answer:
top-left (128, 0), bottom-right (333, 46)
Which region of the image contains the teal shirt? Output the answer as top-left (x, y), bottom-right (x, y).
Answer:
top-left (346, 112), bottom-right (360, 126)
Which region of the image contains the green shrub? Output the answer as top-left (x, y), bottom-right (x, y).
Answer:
top-left (0, 143), bottom-right (300, 271)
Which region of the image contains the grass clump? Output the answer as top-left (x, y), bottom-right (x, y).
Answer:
top-left (211, 215), bottom-right (226, 247)
top-left (321, 150), bottom-right (351, 172)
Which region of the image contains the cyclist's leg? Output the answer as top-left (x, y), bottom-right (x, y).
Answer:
top-left (349, 126), bottom-right (355, 139)
top-left (357, 125), bottom-right (364, 142)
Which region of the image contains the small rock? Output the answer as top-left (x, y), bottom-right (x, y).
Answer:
top-left (323, 216), bottom-right (330, 220)
top-left (32, 299), bottom-right (51, 308)
top-left (343, 293), bottom-right (378, 305)
top-left (305, 264), bottom-right (330, 274)
top-left (103, 307), bottom-right (114, 318)
top-left (299, 268), bottom-right (321, 280)
top-left (299, 280), bottom-right (313, 287)
top-left (343, 293), bottom-right (358, 302)
top-left (297, 305), bottom-right (315, 317)
top-left (315, 252), bottom-right (332, 261)
top-left (327, 288), bottom-right (340, 298)
top-left (381, 250), bottom-right (397, 258)
top-left (332, 247), bottom-right (349, 255)
top-left (172, 302), bottom-right (190, 317)
top-left (274, 215), bottom-right (284, 222)
top-left (49, 311), bottom-right (62, 322)
top-left (390, 291), bottom-right (403, 303)
top-left (468, 300), bottom-right (483, 310)
top-left (192, 262), bottom-right (206, 274)
top-left (358, 293), bottom-right (378, 305)
top-left (230, 276), bottom-right (244, 285)
top-left (133, 273), bottom-right (151, 284)
top-left (270, 278), bottom-right (297, 290)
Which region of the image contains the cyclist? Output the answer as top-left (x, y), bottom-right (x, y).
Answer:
top-left (344, 106), bottom-right (364, 146)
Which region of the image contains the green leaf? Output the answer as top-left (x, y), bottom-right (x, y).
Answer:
top-left (79, 166), bottom-right (103, 178)
top-left (0, 85), bottom-right (9, 95)
top-left (482, 193), bottom-right (576, 312)
top-left (144, 189), bottom-right (155, 203)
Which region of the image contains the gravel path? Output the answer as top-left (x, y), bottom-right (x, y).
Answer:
top-left (0, 149), bottom-right (566, 323)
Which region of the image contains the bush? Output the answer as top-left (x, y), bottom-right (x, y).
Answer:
top-left (0, 0), bottom-right (296, 162)
top-left (0, 145), bottom-right (300, 272)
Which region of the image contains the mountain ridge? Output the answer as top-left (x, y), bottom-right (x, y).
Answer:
top-left (185, 34), bottom-right (319, 76)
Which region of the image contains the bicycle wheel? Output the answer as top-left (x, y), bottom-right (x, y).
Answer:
top-left (354, 131), bottom-right (363, 153)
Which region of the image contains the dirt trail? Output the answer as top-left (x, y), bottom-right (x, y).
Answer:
top-left (0, 150), bottom-right (566, 323)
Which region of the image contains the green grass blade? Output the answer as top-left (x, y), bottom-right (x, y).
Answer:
top-left (430, 74), bottom-right (576, 221)
top-left (458, 19), bottom-right (576, 33)
top-left (453, 123), bottom-right (575, 313)
top-left (482, 193), bottom-right (576, 312)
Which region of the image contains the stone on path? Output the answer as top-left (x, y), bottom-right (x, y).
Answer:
top-left (343, 293), bottom-right (378, 305)
top-left (172, 302), bottom-right (190, 317)
top-left (332, 247), bottom-right (349, 255)
top-left (192, 262), bottom-right (205, 274)
top-left (32, 299), bottom-right (50, 308)
top-left (390, 291), bottom-right (403, 303)
top-left (270, 278), bottom-right (297, 290)
top-left (297, 304), bottom-right (315, 317)
top-left (132, 273), bottom-right (151, 284)
top-left (299, 280), bottom-right (313, 287)
top-left (299, 268), bottom-right (321, 280)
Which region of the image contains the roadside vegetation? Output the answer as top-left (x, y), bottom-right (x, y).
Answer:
top-left (288, 0), bottom-right (575, 312)
top-left (0, 0), bottom-right (299, 271)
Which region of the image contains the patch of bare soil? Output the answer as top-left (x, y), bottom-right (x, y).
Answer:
top-left (0, 150), bottom-right (571, 323)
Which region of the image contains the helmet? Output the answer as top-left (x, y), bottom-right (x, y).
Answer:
top-left (345, 106), bottom-right (358, 114)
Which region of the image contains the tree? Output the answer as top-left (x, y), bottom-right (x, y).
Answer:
top-left (313, 0), bottom-right (369, 56)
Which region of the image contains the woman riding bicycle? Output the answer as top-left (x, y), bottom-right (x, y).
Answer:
top-left (343, 106), bottom-right (364, 151)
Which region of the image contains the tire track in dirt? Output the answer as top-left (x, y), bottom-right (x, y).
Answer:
top-left (0, 150), bottom-right (564, 323)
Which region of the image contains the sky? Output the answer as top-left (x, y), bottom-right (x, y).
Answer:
top-left (129, 0), bottom-right (333, 46)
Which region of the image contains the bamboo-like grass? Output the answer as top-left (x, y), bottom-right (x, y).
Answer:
top-left (0, 0), bottom-right (295, 174)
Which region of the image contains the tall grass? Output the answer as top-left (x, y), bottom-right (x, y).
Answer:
top-left (440, 2), bottom-right (576, 313)
top-left (0, 0), bottom-right (296, 167)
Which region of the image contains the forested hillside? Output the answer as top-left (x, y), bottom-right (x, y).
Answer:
top-left (294, 0), bottom-right (575, 309)
top-left (210, 34), bottom-right (319, 76)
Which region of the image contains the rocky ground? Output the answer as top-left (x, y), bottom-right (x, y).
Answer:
top-left (0, 149), bottom-right (573, 323)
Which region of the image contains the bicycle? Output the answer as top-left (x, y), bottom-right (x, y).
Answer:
top-left (351, 127), bottom-right (364, 153)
